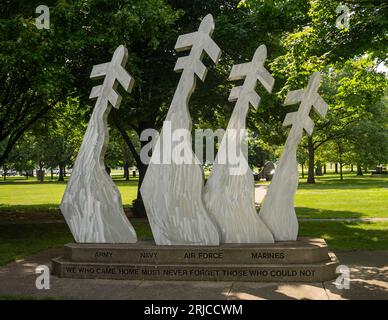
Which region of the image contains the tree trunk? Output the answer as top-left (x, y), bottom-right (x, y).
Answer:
top-left (51, 168), bottom-right (54, 180)
top-left (301, 163), bottom-right (304, 179)
top-left (307, 136), bottom-right (315, 184)
top-left (335, 163), bottom-right (338, 174)
top-left (132, 141), bottom-right (149, 218)
top-left (137, 162), bottom-right (147, 202)
top-left (337, 142), bottom-right (344, 181)
top-left (123, 160), bottom-right (129, 181)
top-left (350, 164), bottom-right (354, 172)
top-left (58, 164), bottom-right (64, 182)
top-left (38, 161), bottom-right (44, 182)
top-left (323, 164), bottom-right (327, 174)
top-left (315, 164), bottom-right (323, 176)
top-left (3, 165), bottom-right (6, 181)
top-left (111, 112), bottom-right (151, 218)
top-left (357, 164), bottom-right (363, 176)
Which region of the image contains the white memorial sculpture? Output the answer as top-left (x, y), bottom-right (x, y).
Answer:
top-left (259, 72), bottom-right (328, 241)
top-left (61, 45), bottom-right (138, 243)
top-left (204, 45), bottom-right (275, 243)
top-left (140, 14), bottom-right (221, 245)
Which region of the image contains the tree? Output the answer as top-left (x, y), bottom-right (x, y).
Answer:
top-left (0, 1), bottom-right (75, 165)
top-left (4, 97), bottom-right (87, 182)
top-left (3, 134), bottom-right (36, 179)
top-left (41, 98), bottom-right (86, 181)
top-left (269, 0), bottom-right (388, 183)
top-left (317, 89), bottom-right (388, 179)
top-left (274, 56), bottom-right (387, 183)
top-left (297, 142), bottom-right (309, 178)
top-left (105, 128), bottom-right (138, 180)
top-left (342, 94), bottom-right (388, 174)
top-left (312, 58), bottom-right (388, 181)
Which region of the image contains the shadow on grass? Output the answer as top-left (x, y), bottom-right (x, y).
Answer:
top-left (0, 210), bottom-right (64, 225)
top-left (0, 223), bottom-right (73, 266)
top-left (0, 219), bottom-right (152, 266)
top-left (298, 177), bottom-right (388, 190)
top-left (0, 180), bottom-right (68, 185)
top-left (0, 204), bottom-right (62, 214)
top-left (0, 203), bottom-right (134, 215)
top-left (113, 179), bottom-right (139, 187)
top-left (296, 207), bottom-right (364, 219)
top-left (0, 176), bottom-right (139, 186)
top-left (299, 220), bottom-right (388, 250)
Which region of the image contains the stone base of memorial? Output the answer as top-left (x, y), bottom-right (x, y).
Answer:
top-left (52, 238), bottom-right (338, 282)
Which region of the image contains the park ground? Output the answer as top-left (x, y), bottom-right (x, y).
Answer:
top-left (0, 171), bottom-right (387, 299)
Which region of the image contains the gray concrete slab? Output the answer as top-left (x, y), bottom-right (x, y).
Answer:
top-left (228, 282), bottom-right (328, 300)
top-left (0, 248), bottom-right (142, 299)
top-left (323, 251), bottom-right (388, 300)
top-left (0, 248), bottom-right (386, 300)
top-left (131, 281), bottom-right (232, 300)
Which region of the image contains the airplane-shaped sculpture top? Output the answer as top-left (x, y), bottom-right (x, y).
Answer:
top-left (228, 44), bottom-right (274, 108)
top-left (283, 72), bottom-right (328, 136)
top-left (89, 45), bottom-right (134, 107)
top-left (204, 44), bottom-right (275, 243)
top-left (60, 45), bottom-right (137, 243)
top-left (259, 71), bottom-right (328, 241)
top-left (174, 14), bottom-right (221, 81)
top-left (140, 14), bottom-right (222, 245)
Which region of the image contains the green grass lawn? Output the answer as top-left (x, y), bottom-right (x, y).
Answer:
top-left (0, 219), bottom-right (153, 266)
top-left (0, 175), bottom-right (138, 213)
top-left (299, 221), bottom-right (388, 250)
top-left (296, 174), bottom-right (388, 219)
top-left (1, 172), bottom-right (386, 218)
top-left (0, 172), bottom-right (387, 266)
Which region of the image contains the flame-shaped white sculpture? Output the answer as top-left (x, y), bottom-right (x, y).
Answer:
top-left (259, 72), bottom-right (328, 241)
top-left (61, 45), bottom-right (137, 243)
top-left (140, 14), bottom-right (221, 245)
top-left (204, 45), bottom-right (275, 243)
